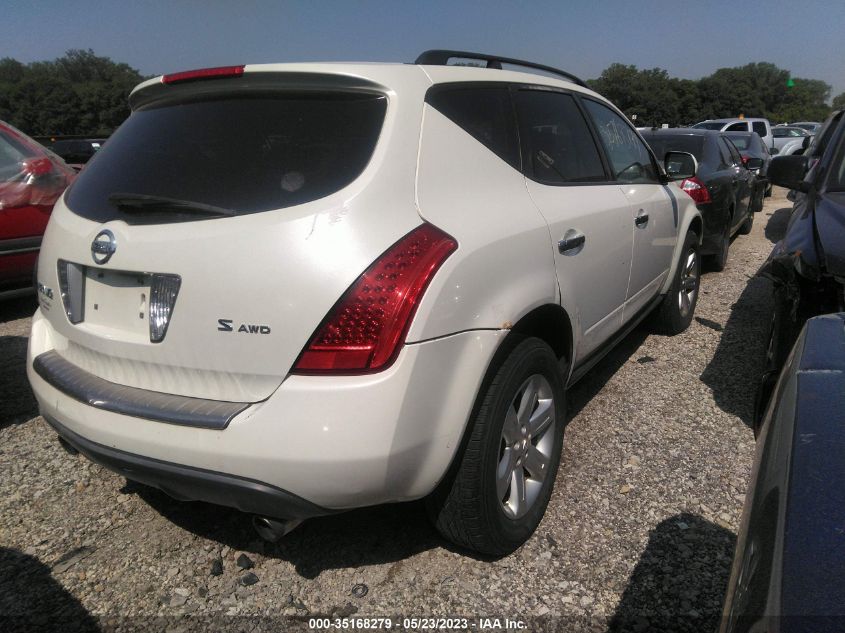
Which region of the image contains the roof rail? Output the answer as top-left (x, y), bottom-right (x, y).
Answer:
top-left (414, 49), bottom-right (589, 89)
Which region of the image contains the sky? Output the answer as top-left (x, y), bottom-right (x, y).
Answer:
top-left (3, 0), bottom-right (844, 100)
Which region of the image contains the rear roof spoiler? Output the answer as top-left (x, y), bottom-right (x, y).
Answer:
top-left (414, 49), bottom-right (588, 89)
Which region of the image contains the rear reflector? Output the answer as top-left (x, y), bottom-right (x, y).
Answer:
top-left (680, 177), bottom-right (712, 205)
top-left (162, 65), bottom-right (245, 85)
top-left (293, 224), bottom-right (458, 374)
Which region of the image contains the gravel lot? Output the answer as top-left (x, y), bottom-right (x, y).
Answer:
top-left (1, 190), bottom-right (792, 632)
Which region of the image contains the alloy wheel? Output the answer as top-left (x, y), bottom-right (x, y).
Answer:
top-left (677, 247), bottom-right (699, 318)
top-left (497, 374), bottom-right (556, 519)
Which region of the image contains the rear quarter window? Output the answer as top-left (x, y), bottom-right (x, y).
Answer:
top-left (426, 87), bottom-right (519, 169)
top-left (752, 121), bottom-right (768, 137)
top-left (65, 92), bottom-right (387, 224)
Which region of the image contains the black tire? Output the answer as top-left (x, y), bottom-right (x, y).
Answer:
top-left (755, 285), bottom-right (803, 426)
top-left (426, 336), bottom-right (565, 556)
top-left (738, 208), bottom-right (754, 235)
top-left (653, 230), bottom-right (700, 335)
top-left (708, 218), bottom-right (731, 272)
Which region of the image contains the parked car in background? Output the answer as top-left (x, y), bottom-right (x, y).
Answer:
top-left (0, 120), bottom-right (76, 298)
top-left (49, 138), bottom-right (106, 167)
top-left (770, 126), bottom-right (811, 156)
top-left (642, 128), bottom-right (760, 271)
top-left (692, 118), bottom-right (773, 149)
top-left (26, 51), bottom-right (703, 555)
top-left (785, 110), bottom-right (845, 203)
top-left (788, 121), bottom-right (822, 135)
top-left (801, 110), bottom-right (843, 174)
top-left (756, 108), bottom-right (845, 416)
top-left (725, 131), bottom-right (772, 197)
top-left (721, 313), bottom-right (845, 633)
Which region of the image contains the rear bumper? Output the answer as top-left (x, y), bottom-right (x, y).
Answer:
top-left (28, 309), bottom-right (503, 511)
top-left (44, 413), bottom-right (331, 520)
top-left (33, 350), bottom-right (248, 429)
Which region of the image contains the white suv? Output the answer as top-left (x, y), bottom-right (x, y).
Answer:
top-left (27, 51), bottom-right (702, 555)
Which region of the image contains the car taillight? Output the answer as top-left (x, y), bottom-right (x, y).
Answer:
top-left (680, 177), bottom-right (711, 204)
top-left (741, 155), bottom-right (750, 166)
top-left (162, 65), bottom-right (245, 84)
top-left (149, 274), bottom-right (182, 343)
top-left (57, 260), bottom-right (85, 324)
top-left (293, 224), bottom-right (458, 374)
top-left (22, 157), bottom-right (53, 177)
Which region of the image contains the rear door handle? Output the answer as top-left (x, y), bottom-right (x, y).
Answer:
top-left (635, 209), bottom-right (649, 227)
top-left (558, 232), bottom-right (585, 254)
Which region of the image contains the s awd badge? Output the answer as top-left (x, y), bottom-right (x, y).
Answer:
top-left (217, 319), bottom-right (271, 334)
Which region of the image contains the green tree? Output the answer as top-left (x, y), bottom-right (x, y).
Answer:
top-left (0, 49), bottom-right (144, 135)
top-left (587, 61), bottom-right (832, 126)
top-left (832, 91), bottom-right (845, 110)
top-left (588, 64), bottom-right (689, 127)
top-left (772, 78), bottom-right (831, 122)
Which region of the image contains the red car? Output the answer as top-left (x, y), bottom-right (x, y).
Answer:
top-left (0, 121), bottom-right (76, 298)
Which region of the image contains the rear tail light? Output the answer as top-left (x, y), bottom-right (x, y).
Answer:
top-left (741, 155), bottom-right (750, 166)
top-left (680, 177), bottom-right (711, 204)
top-left (57, 260), bottom-right (85, 324)
top-left (293, 224), bottom-right (458, 374)
top-left (22, 157), bottom-right (54, 178)
top-left (162, 65), bottom-right (245, 85)
top-left (149, 274), bottom-right (181, 343)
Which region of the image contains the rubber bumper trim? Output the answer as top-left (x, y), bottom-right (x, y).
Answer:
top-left (43, 414), bottom-right (334, 520)
top-left (33, 350), bottom-right (248, 429)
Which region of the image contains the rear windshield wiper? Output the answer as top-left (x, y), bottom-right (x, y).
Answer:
top-left (108, 193), bottom-right (237, 217)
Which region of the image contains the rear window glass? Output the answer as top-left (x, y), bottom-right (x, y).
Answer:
top-left (752, 121), bottom-right (768, 137)
top-left (66, 93), bottom-right (387, 224)
top-left (0, 132), bottom-right (28, 182)
top-left (692, 122), bottom-right (726, 130)
top-left (641, 134), bottom-right (705, 162)
top-left (726, 135), bottom-right (751, 150)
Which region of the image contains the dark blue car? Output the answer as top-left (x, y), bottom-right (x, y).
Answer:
top-left (721, 314), bottom-right (845, 631)
top-left (757, 109), bottom-right (845, 417)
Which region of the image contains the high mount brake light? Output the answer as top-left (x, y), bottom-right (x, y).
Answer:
top-left (161, 65), bottom-right (245, 85)
top-left (293, 224), bottom-right (458, 374)
top-left (680, 176), bottom-right (712, 204)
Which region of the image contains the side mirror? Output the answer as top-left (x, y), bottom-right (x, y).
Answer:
top-left (664, 151), bottom-right (698, 180)
top-left (746, 157), bottom-right (764, 170)
top-left (768, 155), bottom-right (810, 192)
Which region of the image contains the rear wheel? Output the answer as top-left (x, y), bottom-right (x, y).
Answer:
top-left (653, 230), bottom-right (700, 334)
top-left (426, 337), bottom-right (565, 556)
top-left (708, 218), bottom-right (731, 272)
top-left (739, 207), bottom-right (754, 235)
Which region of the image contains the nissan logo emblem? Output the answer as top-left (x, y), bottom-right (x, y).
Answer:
top-left (91, 229), bottom-right (116, 265)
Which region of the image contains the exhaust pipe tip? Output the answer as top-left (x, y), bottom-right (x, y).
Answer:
top-left (252, 515), bottom-right (302, 542)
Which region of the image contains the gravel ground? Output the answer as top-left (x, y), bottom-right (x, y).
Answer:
top-left (0, 189), bottom-right (793, 633)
